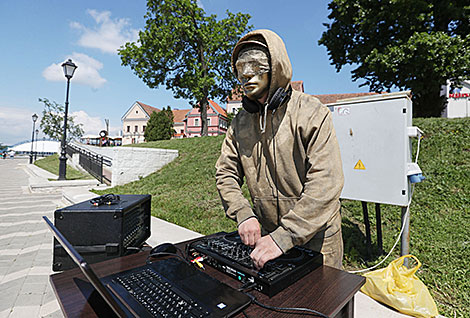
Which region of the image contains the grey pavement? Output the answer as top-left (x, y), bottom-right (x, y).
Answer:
top-left (0, 158), bottom-right (420, 318)
top-left (0, 159), bottom-right (63, 318)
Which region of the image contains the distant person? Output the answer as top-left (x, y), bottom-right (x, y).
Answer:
top-left (216, 29), bottom-right (344, 269)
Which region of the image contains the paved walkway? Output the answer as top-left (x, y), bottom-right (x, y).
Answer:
top-left (0, 159), bottom-right (63, 318)
top-left (0, 159), bottom-right (423, 318)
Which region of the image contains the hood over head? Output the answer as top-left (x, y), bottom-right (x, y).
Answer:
top-left (232, 29), bottom-right (293, 102)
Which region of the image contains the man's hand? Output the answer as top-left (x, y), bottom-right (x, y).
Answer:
top-left (250, 235), bottom-right (282, 269)
top-left (238, 217), bottom-right (261, 248)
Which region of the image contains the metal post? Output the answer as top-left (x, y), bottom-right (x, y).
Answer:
top-left (375, 203), bottom-right (383, 255)
top-left (400, 206), bottom-right (410, 268)
top-left (29, 119), bottom-right (36, 164)
top-left (58, 78), bottom-right (70, 180)
top-left (100, 156), bottom-right (104, 184)
top-left (34, 129), bottom-right (39, 161)
top-left (361, 201), bottom-right (372, 258)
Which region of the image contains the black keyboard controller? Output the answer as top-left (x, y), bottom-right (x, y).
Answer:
top-left (188, 231), bottom-right (323, 297)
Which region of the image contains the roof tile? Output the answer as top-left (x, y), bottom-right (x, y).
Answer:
top-left (312, 92), bottom-right (380, 105)
top-left (137, 101), bottom-right (160, 116)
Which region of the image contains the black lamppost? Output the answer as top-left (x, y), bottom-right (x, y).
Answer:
top-left (58, 59), bottom-right (77, 180)
top-left (29, 114), bottom-right (38, 164)
top-left (34, 129), bottom-right (39, 160)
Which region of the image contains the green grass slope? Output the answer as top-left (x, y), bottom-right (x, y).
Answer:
top-left (34, 154), bottom-right (93, 180)
top-left (97, 118), bottom-right (469, 317)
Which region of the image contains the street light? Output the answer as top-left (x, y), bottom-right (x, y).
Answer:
top-left (34, 129), bottom-right (39, 160)
top-left (29, 114), bottom-right (38, 164)
top-left (58, 59), bottom-right (77, 180)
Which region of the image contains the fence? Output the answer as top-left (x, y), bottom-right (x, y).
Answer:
top-left (66, 144), bottom-right (112, 184)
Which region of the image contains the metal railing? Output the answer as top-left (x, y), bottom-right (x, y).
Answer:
top-left (66, 144), bottom-right (112, 184)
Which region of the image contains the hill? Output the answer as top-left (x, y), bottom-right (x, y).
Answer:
top-left (96, 117), bottom-right (469, 317)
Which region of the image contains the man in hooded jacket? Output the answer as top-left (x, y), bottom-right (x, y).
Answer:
top-left (215, 29), bottom-right (344, 269)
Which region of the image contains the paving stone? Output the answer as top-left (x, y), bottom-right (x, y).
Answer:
top-left (14, 293), bottom-right (44, 307)
top-left (0, 266), bottom-right (11, 277)
top-left (41, 288), bottom-right (57, 305)
top-left (39, 299), bottom-right (62, 318)
top-left (40, 309), bottom-right (64, 318)
top-left (9, 305), bottom-right (40, 318)
top-left (0, 308), bottom-right (12, 318)
top-left (0, 273), bottom-right (27, 286)
top-left (0, 294), bottom-right (17, 312)
top-left (19, 283), bottom-right (46, 295)
top-left (24, 275), bottom-right (48, 285)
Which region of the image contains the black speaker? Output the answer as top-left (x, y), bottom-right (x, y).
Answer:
top-left (52, 194), bottom-right (151, 271)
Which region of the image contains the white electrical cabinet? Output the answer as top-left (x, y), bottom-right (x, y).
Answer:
top-left (328, 92), bottom-right (414, 206)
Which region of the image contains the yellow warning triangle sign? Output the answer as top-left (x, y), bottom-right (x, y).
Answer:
top-left (354, 160), bottom-right (366, 170)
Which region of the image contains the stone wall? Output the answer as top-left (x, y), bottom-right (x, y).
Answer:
top-left (111, 147), bottom-right (178, 186)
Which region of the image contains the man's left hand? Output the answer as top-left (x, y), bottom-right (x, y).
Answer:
top-left (250, 235), bottom-right (282, 269)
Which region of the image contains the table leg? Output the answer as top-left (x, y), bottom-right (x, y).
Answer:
top-left (333, 295), bottom-right (354, 318)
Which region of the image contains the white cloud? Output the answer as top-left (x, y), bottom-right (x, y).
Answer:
top-left (71, 9), bottom-right (139, 54)
top-left (42, 52), bottom-right (106, 89)
top-left (0, 106), bottom-right (41, 145)
top-left (72, 110), bottom-right (121, 136)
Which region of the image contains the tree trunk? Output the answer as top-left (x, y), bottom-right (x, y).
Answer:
top-left (413, 84), bottom-right (447, 117)
top-left (200, 99), bottom-right (208, 136)
top-left (197, 38), bottom-right (209, 137)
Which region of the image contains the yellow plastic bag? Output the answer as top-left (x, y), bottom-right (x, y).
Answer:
top-left (360, 255), bottom-right (439, 318)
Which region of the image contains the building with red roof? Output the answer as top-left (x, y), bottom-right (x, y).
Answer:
top-left (226, 81), bottom-right (305, 114)
top-left (185, 100), bottom-right (228, 137)
top-left (121, 100), bottom-right (227, 144)
top-left (121, 101), bottom-right (160, 145)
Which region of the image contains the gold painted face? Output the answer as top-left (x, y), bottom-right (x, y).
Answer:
top-left (235, 49), bottom-right (270, 101)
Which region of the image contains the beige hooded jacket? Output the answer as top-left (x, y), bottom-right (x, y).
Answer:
top-left (215, 30), bottom-right (344, 267)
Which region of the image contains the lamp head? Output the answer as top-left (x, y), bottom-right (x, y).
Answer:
top-left (32, 113), bottom-right (38, 122)
top-left (61, 59), bottom-right (78, 79)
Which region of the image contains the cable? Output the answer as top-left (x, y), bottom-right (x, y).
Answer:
top-left (244, 292), bottom-right (329, 318)
top-left (270, 110), bottom-right (282, 226)
top-left (347, 185), bottom-right (414, 274)
top-left (90, 194), bottom-right (120, 206)
top-left (414, 133), bottom-right (422, 163)
top-left (348, 128), bottom-right (424, 274)
top-left (238, 282), bottom-right (257, 292)
top-left (146, 251), bottom-right (192, 266)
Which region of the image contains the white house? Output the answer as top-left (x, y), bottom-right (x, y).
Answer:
top-left (442, 80), bottom-right (470, 118)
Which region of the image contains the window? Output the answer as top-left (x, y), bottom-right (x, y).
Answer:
top-left (207, 118), bottom-right (211, 126)
top-left (143, 125), bottom-right (146, 132)
top-left (135, 125), bottom-right (138, 132)
top-left (195, 118), bottom-right (199, 126)
top-left (127, 126), bottom-right (130, 132)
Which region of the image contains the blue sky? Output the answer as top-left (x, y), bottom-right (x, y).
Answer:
top-left (0, 0), bottom-right (369, 145)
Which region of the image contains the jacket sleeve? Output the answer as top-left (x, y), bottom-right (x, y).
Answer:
top-left (270, 108), bottom-right (344, 253)
top-left (215, 125), bottom-right (256, 225)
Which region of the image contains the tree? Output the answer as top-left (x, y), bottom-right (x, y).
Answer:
top-left (319, 0), bottom-right (470, 117)
top-left (39, 98), bottom-right (84, 141)
top-left (226, 112), bottom-right (235, 127)
top-left (119, 0), bottom-right (251, 135)
top-left (144, 107), bottom-right (174, 141)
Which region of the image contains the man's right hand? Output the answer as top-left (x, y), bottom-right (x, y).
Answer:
top-left (238, 217), bottom-right (261, 248)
